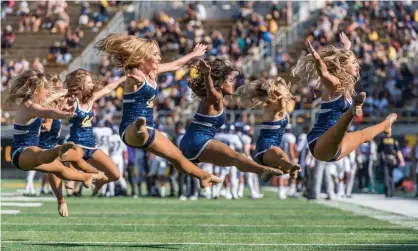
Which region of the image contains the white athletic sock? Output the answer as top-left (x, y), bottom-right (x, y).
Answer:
top-left (246, 173), bottom-right (256, 197)
top-left (24, 171), bottom-right (36, 194)
top-left (224, 187), bottom-right (232, 199)
top-left (278, 186), bottom-right (286, 199)
top-left (238, 183), bottom-right (245, 198)
top-left (205, 187), bottom-right (211, 199)
top-left (100, 183), bottom-right (108, 196)
top-left (108, 182), bottom-right (115, 197)
top-left (160, 185), bottom-right (166, 198)
top-left (220, 187), bottom-right (227, 197)
top-left (214, 169), bottom-right (227, 198)
top-left (118, 178), bottom-right (128, 190)
top-left (337, 182), bottom-right (345, 197)
top-left (289, 183), bottom-right (297, 196)
top-left (253, 174), bottom-right (261, 194)
top-left (230, 168), bottom-right (239, 199)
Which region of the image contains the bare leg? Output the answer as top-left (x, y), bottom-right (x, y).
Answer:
top-left (65, 146), bottom-right (99, 174)
top-left (313, 93), bottom-right (377, 161)
top-left (147, 130), bottom-right (222, 188)
top-left (32, 159), bottom-right (94, 188)
top-left (87, 149), bottom-right (120, 195)
top-left (18, 144), bottom-right (75, 171)
top-left (32, 159), bottom-right (107, 188)
top-left (198, 140), bottom-right (283, 181)
top-left (123, 117), bottom-right (149, 148)
top-left (64, 163), bottom-right (75, 191)
top-left (124, 119), bottom-right (221, 188)
top-left (337, 113), bottom-right (397, 160)
top-left (48, 173), bottom-right (68, 217)
top-left (263, 146), bottom-right (301, 178)
top-left (314, 112), bottom-right (356, 161)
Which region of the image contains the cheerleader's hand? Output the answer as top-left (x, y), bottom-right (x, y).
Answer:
top-left (340, 32), bottom-right (352, 50)
top-left (199, 60), bottom-right (211, 75)
top-left (192, 43), bottom-right (208, 57)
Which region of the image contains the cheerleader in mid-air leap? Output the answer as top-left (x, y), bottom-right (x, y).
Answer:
top-left (64, 69), bottom-right (127, 194)
top-left (3, 70), bottom-right (106, 187)
top-left (291, 32), bottom-right (397, 162)
top-left (94, 33), bottom-right (221, 187)
top-left (235, 77), bottom-right (302, 179)
top-left (41, 73), bottom-right (103, 217)
top-left (179, 59), bottom-right (284, 180)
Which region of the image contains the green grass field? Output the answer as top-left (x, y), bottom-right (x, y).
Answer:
top-left (1, 180), bottom-right (418, 251)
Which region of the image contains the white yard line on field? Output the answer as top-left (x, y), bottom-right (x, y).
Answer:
top-left (1, 196), bottom-right (56, 202)
top-left (1, 202), bottom-right (42, 207)
top-left (1, 210), bottom-right (20, 215)
top-left (1, 222), bottom-right (409, 229)
top-left (316, 200), bottom-right (418, 230)
top-left (2, 231), bottom-right (415, 237)
top-left (2, 241), bottom-right (418, 247)
top-left (1, 192), bottom-right (24, 197)
top-left (0, 211), bottom-right (373, 217)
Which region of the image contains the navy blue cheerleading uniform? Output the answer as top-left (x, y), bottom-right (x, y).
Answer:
top-left (38, 119), bottom-right (62, 149)
top-left (307, 95), bottom-right (352, 162)
top-left (11, 118), bottom-right (42, 169)
top-left (180, 109), bottom-right (226, 162)
top-left (119, 79), bottom-right (156, 149)
top-left (68, 100), bottom-right (97, 160)
top-left (254, 114), bottom-right (289, 165)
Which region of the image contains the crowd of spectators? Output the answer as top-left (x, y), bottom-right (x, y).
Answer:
top-left (1, 0), bottom-right (115, 66)
top-left (1, 55), bottom-right (45, 125)
top-left (1, 25), bottom-right (16, 49)
top-left (95, 1), bottom-right (293, 125)
top-left (2, 1), bottom-right (417, 127)
top-left (283, 1), bottom-right (418, 120)
top-left (93, 1), bottom-right (418, 127)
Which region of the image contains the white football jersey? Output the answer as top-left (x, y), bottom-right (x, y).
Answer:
top-left (281, 132), bottom-right (296, 157)
top-left (215, 132), bottom-right (231, 146)
top-left (109, 134), bottom-right (127, 159)
top-left (93, 127), bottom-right (113, 155)
top-left (239, 133), bottom-right (252, 146)
top-left (228, 133), bottom-right (243, 152)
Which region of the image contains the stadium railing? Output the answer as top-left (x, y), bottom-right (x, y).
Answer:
top-left (240, 1), bottom-right (324, 77)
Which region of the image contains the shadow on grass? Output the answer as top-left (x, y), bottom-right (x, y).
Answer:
top-left (29, 243), bottom-right (179, 250)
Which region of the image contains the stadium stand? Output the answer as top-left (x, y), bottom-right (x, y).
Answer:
top-left (1, 0), bottom-right (117, 75)
top-left (2, 1), bottom-right (417, 129)
top-left (262, 1), bottom-right (418, 126)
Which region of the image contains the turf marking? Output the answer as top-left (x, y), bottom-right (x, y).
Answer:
top-left (0, 222), bottom-right (409, 229)
top-left (316, 200), bottom-right (418, 230)
top-left (1, 196), bottom-right (56, 202)
top-left (2, 241), bottom-right (418, 247)
top-left (0, 211), bottom-right (375, 217)
top-left (1, 210), bottom-right (20, 215)
top-left (1, 192), bottom-right (23, 197)
top-left (1, 202), bottom-right (42, 207)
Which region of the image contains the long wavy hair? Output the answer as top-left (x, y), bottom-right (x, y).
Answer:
top-left (94, 33), bottom-right (160, 75)
top-left (291, 45), bottom-right (359, 99)
top-left (188, 59), bottom-right (238, 98)
top-left (6, 69), bottom-right (50, 105)
top-left (45, 73), bottom-right (62, 108)
top-left (64, 69), bottom-right (101, 104)
top-left (234, 77), bottom-right (293, 110)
